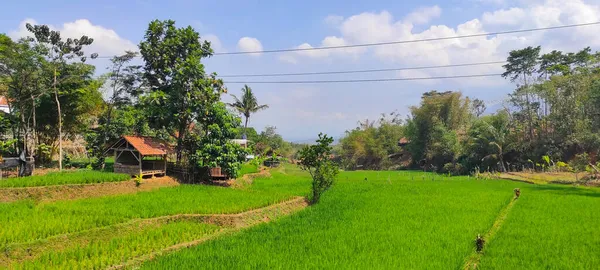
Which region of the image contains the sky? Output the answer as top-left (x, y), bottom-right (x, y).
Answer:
top-left (3, 0), bottom-right (600, 141)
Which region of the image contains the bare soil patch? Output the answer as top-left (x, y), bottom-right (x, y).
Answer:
top-left (0, 176), bottom-right (179, 203)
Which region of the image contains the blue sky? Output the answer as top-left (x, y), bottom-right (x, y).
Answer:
top-left (3, 0), bottom-right (600, 141)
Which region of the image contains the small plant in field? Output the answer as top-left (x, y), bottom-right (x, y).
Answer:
top-left (298, 133), bottom-right (339, 204)
top-left (135, 174), bottom-right (143, 187)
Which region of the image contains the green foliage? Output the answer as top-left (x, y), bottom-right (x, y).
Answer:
top-left (227, 85), bottom-right (268, 138)
top-left (139, 19), bottom-right (223, 163)
top-left (339, 112), bottom-right (404, 170)
top-left (298, 133), bottom-right (339, 203)
top-left (0, 170), bottom-right (130, 188)
top-left (405, 91), bottom-right (471, 172)
top-left (193, 102), bottom-right (247, 179)
top-left (135, 174), bottom-right (143, 187)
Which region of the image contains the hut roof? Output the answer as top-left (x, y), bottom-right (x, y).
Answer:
top-left (398, 137), bottom-right (410, 145)
top-left (122, 136), bottom-right (171, 156)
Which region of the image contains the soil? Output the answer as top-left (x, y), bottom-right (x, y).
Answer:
top-left (0, 176), bottom-right (179, 203)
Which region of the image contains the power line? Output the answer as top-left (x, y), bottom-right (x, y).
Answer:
top-left (219, 61), bottom-right (506, 77)
top-left (92, 21), bottom-right (600, 58)
top-left (223, 73), bottom-right (503, 84)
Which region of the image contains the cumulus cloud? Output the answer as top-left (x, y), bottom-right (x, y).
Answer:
top-left (404, 6), bottom-right (442, 25)
top-left (482, 7), bottom-right (526, 25)
top-left (201, 34), bottom-right (226, 53)
top-left (324, 15), bottom-right (344, 28)
top-left (278, 0), bottom-right (600, 86)
top-left (10, 18), bottom-right (137, 58)
top-left (237, 37), bottom-right (263, 56)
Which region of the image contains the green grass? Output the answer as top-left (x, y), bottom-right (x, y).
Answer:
top-left (478, 185), bottom-right (600, 269)
top-left (0, 170), bottom-right (130, 188)
top-left (238, 162), bottom-right (260, 177)
top-left (141, 171), bottom-right (524, 269)
top-left (0, 167), bottom-right (309, 248)
top-left (8, 221), bottom-right (218, 269)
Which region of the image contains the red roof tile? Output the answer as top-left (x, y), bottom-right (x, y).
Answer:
top-left (123, 136), bottom-right (171, 156)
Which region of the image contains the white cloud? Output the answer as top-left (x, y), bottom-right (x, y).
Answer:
top-left (404, 6), bottom-right (442, 25)
top-left (10, 18), bottom-right (137, 58)
top-left (279, 0), bottom-right (600, 86)
top-left (482, 8), bottom-right (526, 25)
top-left (201, 34), bottom-right (226, 53)
top-left (237, 37), bottom-right (263, 57)
top-left (324, 15), bottom-right (344, 28)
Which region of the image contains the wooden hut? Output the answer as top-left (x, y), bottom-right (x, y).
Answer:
top-left (107, 136), bottom-right (170, 177)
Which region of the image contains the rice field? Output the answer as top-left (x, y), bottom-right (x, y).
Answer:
top-left (478, 185), bottom-right (600, 269)
top-left (141, 170), bottom-right (525, 269)
top-left (2, 165), bottom-right (599, 269)
top-left (0, 170), bottom-right (130, 188)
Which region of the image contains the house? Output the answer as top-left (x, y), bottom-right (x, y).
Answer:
top-left (106, 136), bottom-right (171, 177)
top-left (0, 96), bottom-right (10, 114)
top-left (398, 137), bottom-right (410, 147)
top-left (231, 139), bottom-right (249, 148)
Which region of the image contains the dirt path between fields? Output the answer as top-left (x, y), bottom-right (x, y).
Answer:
top-left (462, 191), bottom-right (520, 269)
top-left (0, 176), bottom-right (180, 203)
top-left (0, 196), bottom-right (308, 269)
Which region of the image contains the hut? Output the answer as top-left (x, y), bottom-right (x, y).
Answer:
top-left (107, 136), bottom-right (170, 177)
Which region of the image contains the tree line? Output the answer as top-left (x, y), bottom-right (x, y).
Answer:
top-left (338, 46), bottom-right (600, 175)
top-left (0, 20), bottom-right (254, 178)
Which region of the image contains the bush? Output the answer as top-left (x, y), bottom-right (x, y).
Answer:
top-left (298, 133), bottom-right (339, 204)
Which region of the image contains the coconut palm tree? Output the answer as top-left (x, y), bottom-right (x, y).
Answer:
top-left (227, 85), bottom-right (268, 137)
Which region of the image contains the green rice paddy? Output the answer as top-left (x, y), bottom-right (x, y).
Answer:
top-left (1, 165), bottom-right (599, 269)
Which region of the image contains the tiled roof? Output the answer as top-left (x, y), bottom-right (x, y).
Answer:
top-left (398, 137), bottom-right (410, 145)
top-left (0, 96), bottom-right (8, 106)
top-left (123, 136), bottom-right (171, 156)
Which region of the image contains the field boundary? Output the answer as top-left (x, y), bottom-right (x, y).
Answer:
top-left (1, 197), bottom-right (307, 268)
top-left (106, 196), bottom-right (308, 269)
top-left (462, 192), bottom-right (519, 269)
top-left (0, 176), bottom-right (179, 203)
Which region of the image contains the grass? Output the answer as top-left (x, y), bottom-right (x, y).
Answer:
top-left (238, 162), bottom-right (260, 177)
top-left (478, 184), bottom-right (600, 269)
top-left (3, 164), bottom-right (599, 268)
top-left (6, 221), bottom-right (218, 269)
top-left (141, 170), bottom-right (524, 269)
top-left (0, 170), bottom-right (130, 188)
top-left (0, 167), bottom-right (309, 248)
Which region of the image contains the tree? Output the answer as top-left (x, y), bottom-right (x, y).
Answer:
top-left (86, 51), bottom-right (144, 169)
top-left (193, 102), bottom-right (247, 179)
top-left (298, 133), bottom-right (339, 204)
top-left (0, 34), bottom-right (46, 160)
top-left (404, 91), bottom-right (472, 171)
top-left (139, 19), bottom-right (224, 164)
top-left (502, 46), bottom-right (540, 141)
top-left (227, 85), bottom-right (268, 138)
top-left (25, 23), bottom-right (97, 170)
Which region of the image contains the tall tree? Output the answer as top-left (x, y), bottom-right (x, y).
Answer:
top-left (25, 23), bottom-right (97, 170)
top-left (227, 85), bottom-right (268, 138)
top-left (139, 19), bottom-right (224, 164)
top-left (502, 46), bottom-right (540, 141)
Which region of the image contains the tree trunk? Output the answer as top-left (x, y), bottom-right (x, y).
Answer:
top-left (31, 95), bottom-right (37, 160)
top-left (54, 67), bottom-right (63, 171)
top-left (244, 116), bottom-right (249, 138)
top-left (523, 73), bottom-right (534, 141)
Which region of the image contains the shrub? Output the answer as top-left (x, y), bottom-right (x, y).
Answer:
top-left (298, 133), bottom-right (339, 204)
